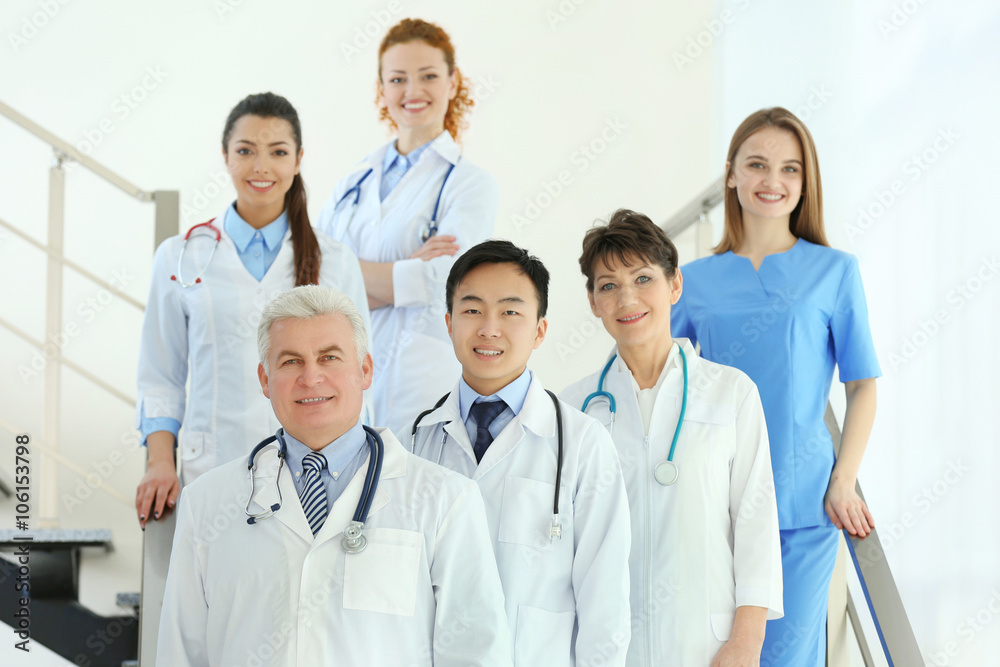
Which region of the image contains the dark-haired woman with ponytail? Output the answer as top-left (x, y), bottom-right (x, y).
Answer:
top-left (134, 92), bottom-right (370, 528)
top-left (318, 18), bottom-right (498, 440)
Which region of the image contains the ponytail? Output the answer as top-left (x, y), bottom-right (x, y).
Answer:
top-left (286, 173), bottom-right (321, 286)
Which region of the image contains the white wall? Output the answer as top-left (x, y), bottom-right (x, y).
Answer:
top-left (0, 0), bottom-right (716, 623)
top-left (713, 1), bottom-right (1000, 665)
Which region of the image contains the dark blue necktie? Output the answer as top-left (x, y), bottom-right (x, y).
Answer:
top-left (470, 399), bottom-right (507, 463)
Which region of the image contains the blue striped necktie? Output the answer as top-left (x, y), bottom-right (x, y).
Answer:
top-left (300, 452), bottom-right (328, 535)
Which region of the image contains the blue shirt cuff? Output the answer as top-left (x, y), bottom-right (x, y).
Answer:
top-left (140, 415), bottom-right (181, 447)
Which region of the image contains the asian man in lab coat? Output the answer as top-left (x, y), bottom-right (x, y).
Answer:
top-left (157, 285), bottom-right (512, 666)
top-left (410, 240), bottom-right (632, 667)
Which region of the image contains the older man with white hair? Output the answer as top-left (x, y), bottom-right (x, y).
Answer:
top-left (157, 285), bottom-right (512, 666)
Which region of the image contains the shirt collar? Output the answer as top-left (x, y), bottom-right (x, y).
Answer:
top-left (281, 420), bottom-right (368, 479)
top-left (381, 137), bottom-right (435, 174)
top-left (224, 202), bottom-right (289, 253)
top-left (617, 341), bottom-right (681, 388)
top-left (458, 368), bottom-right (532, 423)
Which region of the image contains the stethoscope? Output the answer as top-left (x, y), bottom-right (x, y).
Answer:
top-left (582, 346), bottom-right (688, 486)
top-left (171, 219), bottom-right (222, 287)
top-left (244, 425), bottom-right (385, 554)
top-left (411, 389), bottom-right (566, 542)
top-left (334, 159), bottom-right (458, 243)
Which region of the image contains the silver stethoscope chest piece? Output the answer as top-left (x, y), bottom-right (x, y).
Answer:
top-left (654, 460), bottom-right (679, 486)
top-left (341, 520), bottom-right (368, 554)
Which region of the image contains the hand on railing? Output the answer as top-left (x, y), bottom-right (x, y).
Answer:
top-left (136, 433), bottom-right (180, 530)
top-left (825, 477), bottom-right (874, 539)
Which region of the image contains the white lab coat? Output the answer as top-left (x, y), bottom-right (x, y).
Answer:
top-left (560, 338), bottom-right (783, 666)
top-left (136, 211), bottom-right (372, 484)
top-left (317, 132), bottom-right (498, 440)
top-left (411, 374), bottom-right (632, 667)
top-left (157, 428), bottom-right (512, 667)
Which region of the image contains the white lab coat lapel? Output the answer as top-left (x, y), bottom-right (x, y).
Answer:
top-left (476, 375), bottom-right (556, 479)
top-left (314, 428), bottom-right (406, 547)
top-left (246, 446), bottom-right (314, 544)
top-left (419, 385), bottom-right (478, 467)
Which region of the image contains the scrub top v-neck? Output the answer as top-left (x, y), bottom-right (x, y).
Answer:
top-left (671, 239), bottom-right (881, 528)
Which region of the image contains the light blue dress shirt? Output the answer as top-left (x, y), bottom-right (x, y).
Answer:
top-left (458, 368), bottom-right (533, 447)
top-left (223, 203), bottom-right (288, 282)
top-left (379, 139), bottom-right (433, 201)
top-left (139, 204), bottom-right (289, 446)
top-left (282, 420), bottom-right (369, 509)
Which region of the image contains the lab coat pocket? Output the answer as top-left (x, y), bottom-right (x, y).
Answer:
top-left (515, 604), bottom-right (575, 666)
top-left (498, 476), bottom-right (557, 551)
top-left (179, 432), bottom-right (215, 483)
top-left (343, 528), bottom-right (422, 617)
top-left (710, 612), bottom-right (735, 641)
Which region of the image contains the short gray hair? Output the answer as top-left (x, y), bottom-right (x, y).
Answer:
top-left (257, 285), bottom-right (369, 371)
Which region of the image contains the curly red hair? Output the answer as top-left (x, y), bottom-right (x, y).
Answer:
top-left (376, 18), bottom-right (473, 142)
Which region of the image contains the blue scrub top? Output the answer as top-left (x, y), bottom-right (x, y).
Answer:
top-left (671, 239), bottom-right (881, 529)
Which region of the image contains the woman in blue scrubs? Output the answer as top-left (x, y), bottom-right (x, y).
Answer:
top-left (671, 107), bottom-right (881, 666)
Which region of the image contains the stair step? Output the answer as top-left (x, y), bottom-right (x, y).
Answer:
top-left (0, 529), bottom-right (113, 552)
top-left (117, 592), bottom-right (140, 608)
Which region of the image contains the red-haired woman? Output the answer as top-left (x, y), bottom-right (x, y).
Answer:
top-left (318, 18), bottom-right (498, 439)
top-left (672, 107), bottom-right (881, 666)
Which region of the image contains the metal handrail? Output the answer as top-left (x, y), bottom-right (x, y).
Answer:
top-left (0, 99), bottom-right (151, 201)
top-left (0, 418), bottom-right (131, 506)
top-left (0, 314), bottom-right (136, 406)
top-left (0, 216), bottom-right (145, 311)
top-left (661, 176), bottom-right (725, 239)
top-left (1, 99), bottom-right (178, 530)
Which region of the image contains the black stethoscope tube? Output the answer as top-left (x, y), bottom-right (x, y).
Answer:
top-left (411, 390), bottom-right (565, 519)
